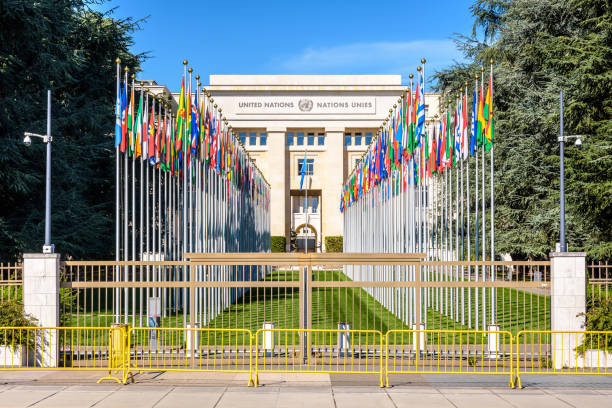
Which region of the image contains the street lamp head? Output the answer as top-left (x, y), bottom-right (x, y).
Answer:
top-left (575, 137), bottom-right (582, 147)
top-left (23, 135), bottom-right (32, 147)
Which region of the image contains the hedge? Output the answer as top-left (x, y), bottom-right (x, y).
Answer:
top-left (271, 236), bottom-right (286, 253)
top-left (325, 236), bottom-right (343, 253)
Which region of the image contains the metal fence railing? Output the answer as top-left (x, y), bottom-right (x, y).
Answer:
top-left (588, 261), bottom-right (611, 302)
top-left (385, 329), bottom-right (514, 387)
top-left (58, 256), bottom-right (551, 339)
top-left (3, 326), bottom-right (612, 388)
top-left (515, 330), bottom-right (612, 388)
top-left (253, 328), bottom-right (384, 387)
top-left (0, 262), bottom-right (22, 302)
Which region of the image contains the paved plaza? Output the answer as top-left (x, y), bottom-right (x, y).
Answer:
top-left (1, 371), bottom-right (611, 408)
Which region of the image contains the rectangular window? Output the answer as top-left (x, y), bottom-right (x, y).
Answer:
top-left (317, 133), bottom-right (325, 146)
top-left (344, 133), bottom-right (352, 146)
top-left (307, 132), bottom-right (315, 146)
top-left (287, 132), bottom-right (294, 146)
top-left (311, 197), bottom-right (319, 213)
top-left (296, 132), bottom-right (304, 146)
top-left (260, 132), bottom-right (267, 146)
top-left (354, 132), bottom-right (362, 146)
top-left (365, 132), bottom-right (373, 146)
top-left (239, 132), bottom-right (247, 145)
top-left (297, 158), bottom-right (314, 175)
top-left (249, 132), bottom-right (257, 146)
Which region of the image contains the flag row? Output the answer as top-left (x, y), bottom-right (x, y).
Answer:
top-left (113, 63), bottom-right (270, 209)
top-left (340, 63), bottom-right (494, 212)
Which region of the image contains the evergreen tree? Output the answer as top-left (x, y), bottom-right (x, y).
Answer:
top-left (434, 0), bottom-right (612, 259)
top-left (0, 1), bottom-right (144, 261)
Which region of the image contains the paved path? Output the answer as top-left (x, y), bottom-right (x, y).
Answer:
top-left (0, 371), bottom-right (611, 407)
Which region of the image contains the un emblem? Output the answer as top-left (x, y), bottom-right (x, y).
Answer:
top-left (298, 99), bottom-right (313, 112)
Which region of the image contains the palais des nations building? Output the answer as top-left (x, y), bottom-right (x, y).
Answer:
top-left (157, 75), bottom-right (439, 252)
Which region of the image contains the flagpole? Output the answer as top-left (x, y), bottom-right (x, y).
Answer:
top-left (130, 73), bottom-right (136, 328)
top-left (114, 58), bottom-right (121, 324)
top-left (474, 75), bottom-right (480, 330)
top-left (489, 60), bottom-right (495, 325)
top-left (466, 82), bottom-right (472, 328)
top-left (122, 67), bottom-right (129, 324)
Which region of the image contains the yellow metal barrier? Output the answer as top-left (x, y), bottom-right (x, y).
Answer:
top-left (254, 328), bottom-right (384, 387)
top-left (515, 330), bottom-right (612, 388)
top-left (129, 327), bottom-right (254, 386)
top-left (385, 329), bottom-right (515, 388)
top-left (0, 326), bottom-right (113, 378)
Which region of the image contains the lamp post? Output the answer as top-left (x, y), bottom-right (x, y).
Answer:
top-left (558, 90), bottom-right (583, 253)
top-left (23, 90), bottom-right (54, 254)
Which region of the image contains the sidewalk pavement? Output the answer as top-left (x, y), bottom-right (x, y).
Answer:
top-left (1, 370), bottom-right (611, 408)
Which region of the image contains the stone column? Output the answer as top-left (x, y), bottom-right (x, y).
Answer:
top-left (321, 127), bottom-right (345, 252)
top-left (23, 253), bottom-right (60, 367)
top-left (266, 127), bottom-right (288, 250)
top-left (550, 251), bottom-right (586, 369)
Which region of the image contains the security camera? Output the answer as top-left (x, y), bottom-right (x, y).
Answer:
top-left (23, 135), bottom-right (32, 147)
top-left (574, 138), bottom-right (582, 147)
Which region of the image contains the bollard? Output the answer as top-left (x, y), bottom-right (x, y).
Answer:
top-left (412, 323), bottom-right (427, 353)
top-left (263, 322), bottom-right (275, 356)
top-left (338, 322), bottom-right (351, 356)
top-left (487, 324), bottom-right (500, 359)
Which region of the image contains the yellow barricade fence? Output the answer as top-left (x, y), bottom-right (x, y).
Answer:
top-left (254, 328), bottom-right (384, 387)
top-left (129, 327), bottom-right (254, 386)
top-left (515, 330), bottom-right (612, 389)
top-left (0, 326), bottom-right (118, 379)
top-left (385, 329), bottom-right (515, 388)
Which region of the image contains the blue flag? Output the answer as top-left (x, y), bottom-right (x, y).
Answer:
top-left (115, 84), bottom-right (122, 148)
top-left (299, 149), bottom-right (307, 190)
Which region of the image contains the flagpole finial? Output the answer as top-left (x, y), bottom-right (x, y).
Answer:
top-left (393, 104), bottom-right (397, 109)
top-left (409, 73), bottom-right (413, 79)
top-left (465, 81), bottom-right (468, 87)
top-left (131, 74), bottom-right (135, 80)
top-left (490, 58), bottom-right (494, 65)
top-left (145, 88), bottom-right (149, 93)
top-left (475, 75), bottom-right (479, 80)
top-left (417, 66), bottom-right (422, 72)
top-left (115, 58), bottom-right (121, 64)
top-left (124, 66), bottom-right (129, 73)
top-left (188, 67), bottom-right (193, 73)
top-left (195, 75), bottom-right (200, 81)
top-left (219, 108), bottom-right (223, 113)
top-left (140, 81), bottom-right (144, 87)
top-left (183, 60), bottom-right (188, 65)
top-left (421, 58), bottom-right (426, 64)
top-left (481, 66), bottom-right (485, 72)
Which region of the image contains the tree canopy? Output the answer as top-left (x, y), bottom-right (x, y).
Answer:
top-left (434, 0), bottom-right (612, 260)
top-left (0, 0), bottom-right (144, 261)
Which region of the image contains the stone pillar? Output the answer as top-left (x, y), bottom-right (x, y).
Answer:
top-left (321, 128), bottom-right (345, 251)
top-left (23, 253), bottom-right (60, 367)
top-left (550, 251), bottom-right (586, 369)
top-left (266, 127), bottom-right (287, 250)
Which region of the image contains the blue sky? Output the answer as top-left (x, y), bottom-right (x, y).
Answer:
top-left (95, 0), bottom-right (474, 91)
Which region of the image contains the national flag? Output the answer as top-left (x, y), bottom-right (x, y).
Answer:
top-left (300, 150), bottom-right (307, 189)
top-left (127, 86), bottom-right (134, 155)
top-left (148, 100), bottom-right (156, 163)
top-left (470, 87), bottom-right (477, 156)
top-left (415, 72), bottom-right (426, 144)
top-left (134, 93), bottom-right (143, 158)
top-left (114, 83), bottom-right (122, 149)
top-left (477, 79), bottom-right (485, 147)
top-left (484, 72), bottom-right (493, 151)
top-left (120, 83), bottom-right (127, 153)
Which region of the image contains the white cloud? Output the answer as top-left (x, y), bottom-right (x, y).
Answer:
top-left (272, 40), bottom-right (463, 81)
